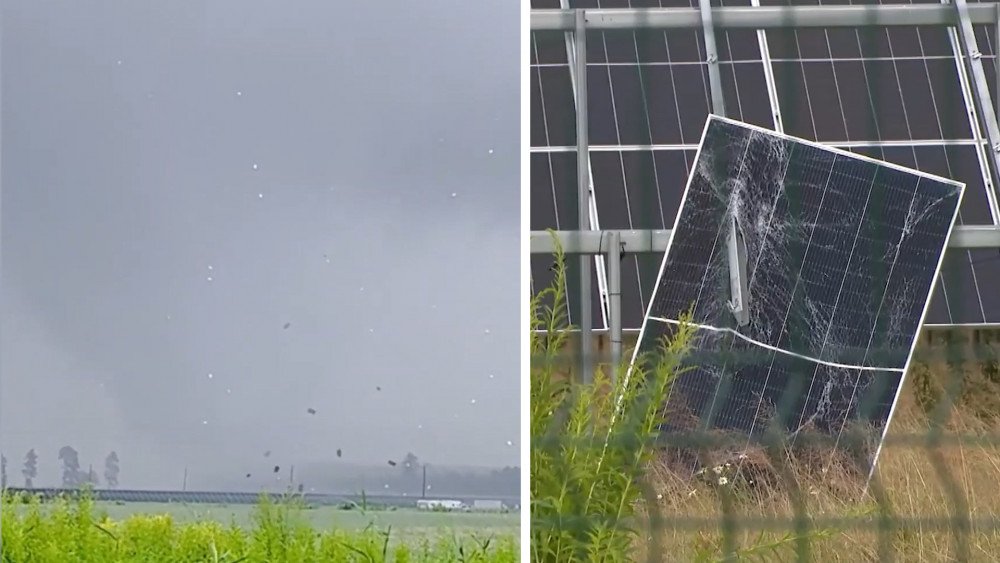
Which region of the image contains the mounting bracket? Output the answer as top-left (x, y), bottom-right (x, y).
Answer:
top-left (727, 213), bottom-right (750, 327)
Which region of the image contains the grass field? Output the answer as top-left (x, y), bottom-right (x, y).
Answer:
top-left (1, 492), bottom-right (520, 562)
top-left (639, 354), bottom-right (1000, 562)
top-left (85, 501), bottom-right (518, 541)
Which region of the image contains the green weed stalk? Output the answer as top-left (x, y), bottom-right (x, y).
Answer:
top-left (530, 230), bottom-right (695, 563)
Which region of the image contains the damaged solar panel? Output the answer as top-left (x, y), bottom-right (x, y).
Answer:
top-left (634, 116), bottom-right (964, 473)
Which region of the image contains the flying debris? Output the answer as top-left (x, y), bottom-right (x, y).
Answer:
top-left (307, 408), bottom-right (317, 415)
top-left (273, 465), bottom-right (280, 473)
top-left (376, 386), bottom-right (381, 392)
top-left (336, 449), bottom-right (342, 458)
top-left (264, 451), bottom-right (271, 458)
top-left (246, 473), bottom-right (251, 478)
top-left (387, 460), bottom-right (397, 467)
top-left (283, 322), bottom-right (291, 330)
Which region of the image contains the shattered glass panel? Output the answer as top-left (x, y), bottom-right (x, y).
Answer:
top-left (638, 116), bottom-right (963, 470)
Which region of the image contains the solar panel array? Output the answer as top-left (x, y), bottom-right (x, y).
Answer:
top-left (530, 0), bottom-right (1000, 329)
top-left (635, 116), bottom-right (962, 469)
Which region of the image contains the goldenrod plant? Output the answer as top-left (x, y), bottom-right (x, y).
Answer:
top-left (530, 230), bottom-right (695, 562)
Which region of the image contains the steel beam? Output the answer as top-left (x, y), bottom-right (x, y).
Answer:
top-left (531, 5), bottom-right (998, 31)
top-left (954, 0), bottom-right (1000, 224)
top-left (697, 0), bottom-right (727, 117)
top-left (530, 226), bottom-right (1000, 255)
top-left (606, 230), bottom-right (623, 373)
top-left (574, 10), bottom-right (593, 385)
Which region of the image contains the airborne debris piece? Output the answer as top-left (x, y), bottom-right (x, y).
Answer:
top-left (263, 451), bottom-right (271, 458)
top-left (307, 408), bottom-right (317, 415)
top-left (387, 460), bottom-right (397, 467)
top-left (336, 449), bottom-right (342, 458)
top-left (630, 115), bottom-right (964, 479)
top-left (376, 386), bottom-right (381, 392)
top-left (283, 322), bottom-right (291, 330)
top-left (273, 465), bottom-right (280, 473)
top-left (246, 473), bottom-right (251, 478)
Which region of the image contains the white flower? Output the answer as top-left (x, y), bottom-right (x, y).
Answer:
top-left (718, 477), bottom-right (729, 486)
top-left (712, 466), bottom-right (723, 474)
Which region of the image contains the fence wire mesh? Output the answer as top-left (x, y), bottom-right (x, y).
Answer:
top-left (530, 2), bottom-right (1000, 561)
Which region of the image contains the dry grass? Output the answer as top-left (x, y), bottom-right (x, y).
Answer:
top-left (638, 351), bottom-right (1000, 562)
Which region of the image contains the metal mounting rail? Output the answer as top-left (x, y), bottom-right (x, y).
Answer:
top-left (530, 226), bottom-right (1000, 255)
top-left (530, 5), bottom-right (999, 31)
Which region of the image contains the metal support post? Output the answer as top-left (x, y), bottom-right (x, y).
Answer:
top-left (606, 230), bottom-right (623, 373)
top-left (954, 0), bottom-right (1000, 221)
top-left (575, 9), bottom-right (593, 385)
top-left (697, 0), bottom-right (727, 117)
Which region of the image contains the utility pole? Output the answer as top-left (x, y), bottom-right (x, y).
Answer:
top-left (182, 467), bottom-right (188, 492)
top-left (421, 465), bottom-right (427, 499)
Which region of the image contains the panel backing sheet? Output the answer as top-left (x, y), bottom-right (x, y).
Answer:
top-left (636, 116), bottom-right (964, 471)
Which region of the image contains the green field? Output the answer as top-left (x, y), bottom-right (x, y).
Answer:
top-left (1, 493), bottom-right (520, 562)
top-left (90, 501), bottom-right (518, 539)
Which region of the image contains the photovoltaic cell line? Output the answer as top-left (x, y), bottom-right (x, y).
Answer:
top-left (634, 116), bottom-right (963, 471)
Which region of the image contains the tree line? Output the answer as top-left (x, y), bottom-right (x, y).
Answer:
top-left (0, 448), bottom-right (120, 489)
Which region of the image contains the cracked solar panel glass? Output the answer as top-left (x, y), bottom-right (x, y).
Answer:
top-left (566, 13), bottom-right (774, 328)
top-left (761, 2), bottom-right (999, 325)
top-left (636, 116), bottom-right (963, 471)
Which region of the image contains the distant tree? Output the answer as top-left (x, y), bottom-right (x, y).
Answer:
top-left (22, 449), bottom-right (38, 488)
top-left (104, 451), bottom-right (120, 489)
top-left (401, 452), bottom-right (419, 475)
top-left (58, 446), bottom-right (83, 488)
top-left (1, 454), bottom-right (7, 489)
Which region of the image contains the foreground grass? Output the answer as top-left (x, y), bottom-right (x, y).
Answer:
top-left (642, 356), bottom-right (1000, 562)
top-left (0, 491), bottom-right (518, 562)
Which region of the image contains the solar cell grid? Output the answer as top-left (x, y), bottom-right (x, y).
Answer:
top-left (737, 7), bottom-right (996, 325)
top-left (530, 1), bottom-right (781, 328)
top-left (637, 116), bottom-right (963, 472)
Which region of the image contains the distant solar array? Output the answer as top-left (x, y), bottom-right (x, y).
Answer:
top-left (530, 0), bottom-right (1000, 328)
top-left (633, 116), bottom-right (962, 471)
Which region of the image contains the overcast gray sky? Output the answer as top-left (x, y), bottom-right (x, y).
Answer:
top-left (1, 1), bottom-right (519, 490)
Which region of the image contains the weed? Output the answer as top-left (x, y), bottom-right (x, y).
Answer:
top-left (0, 490), bottom-right (518, 562)
top-left (530, 230), bottom-right (696, 562)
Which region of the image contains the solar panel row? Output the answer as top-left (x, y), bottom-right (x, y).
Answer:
top-left (530, 0), bottom-right (1000, 328)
